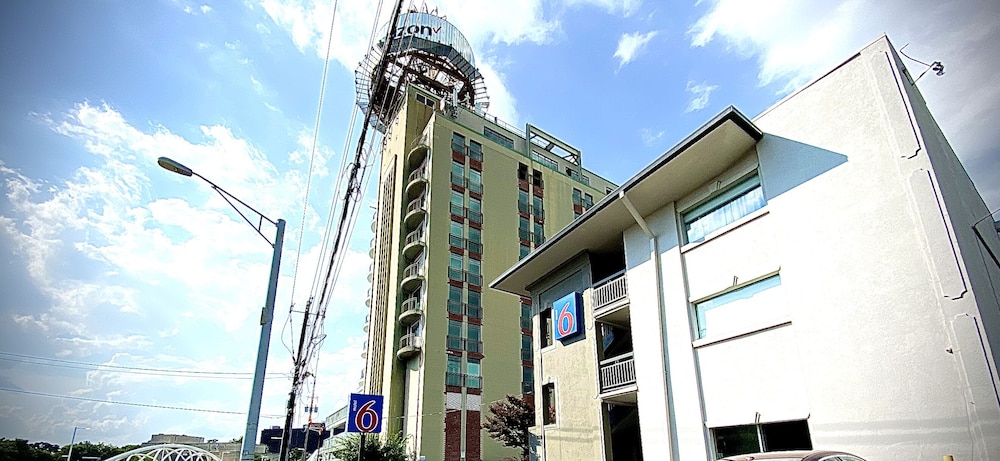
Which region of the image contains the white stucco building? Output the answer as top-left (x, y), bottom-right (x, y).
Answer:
top-left (491, 36), bottom-right (1000, 461)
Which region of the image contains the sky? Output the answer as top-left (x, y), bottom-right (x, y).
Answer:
top-left (1, 0), bottom-right (998, 447)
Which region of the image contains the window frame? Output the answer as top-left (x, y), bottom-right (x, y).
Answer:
top-left (682, 172), bottom-right (766, 244)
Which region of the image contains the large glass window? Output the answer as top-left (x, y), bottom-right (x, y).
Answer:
top-left (449, 221), bottom-right (464, 248)
top-left (468, 140), bottom-right (483, 162)
top-left (447, 320), bottom-right (463, 349)
top-left (532, 195), bottom-right (544, 217)
top-left (466, 358), bottom-right (481, 389)
top-left (484, 126), bottom-right (514, 149)
top-left (446, 355), bottom-right (463, 386)
top-left (518, 189), bottom-right (530, 214)
top-left (448, 252), bottom-right (463, 281)
top-left (451, 160), bottom-right (464, 186)
top-left (572, 188), bottom-right (582, 207)
top-left (695, 274), bottom-right (781, 339)
top-left (713, 420), bottom-right (812, 459)
top-left (467, 324), bottom-right (482, 353)
top-left (448, 286), bottom-right (463, 314)
top-left (519, 243), bottom-right (530, 259)
top-left (466, 257), bottom-right (482, 286)
top-left (683, 173), bottom-right (766, 243)
top-left (519, 216), bottom-right (530, 241)
top-left (467, 290), bottom-right (482, 319)
top-left (468, 196), bottom-right (482, 222)
top-left (451, 133), bottom-right (466, 154)
top-left (533, 222), bottom-right (544, 245)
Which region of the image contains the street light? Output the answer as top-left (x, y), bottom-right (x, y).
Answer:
top-left (157, 156), bottom-right (286, 461)
top-left (66, 426), bottom-right (89, 461)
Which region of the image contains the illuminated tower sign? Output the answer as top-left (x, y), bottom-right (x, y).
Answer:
top-left (355, 10), bottom-right (490, 132)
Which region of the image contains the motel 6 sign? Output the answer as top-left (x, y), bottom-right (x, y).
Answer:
top-left (553, 292), bottom-right (583, 341)
top-left (347, 393), bottom-right (384, 433)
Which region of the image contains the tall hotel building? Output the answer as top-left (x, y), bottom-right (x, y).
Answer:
top-left (355, 10), bottom-right (614, 461)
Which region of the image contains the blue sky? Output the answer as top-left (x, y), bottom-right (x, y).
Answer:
top-left (1, 0), bottom-right (997, 446)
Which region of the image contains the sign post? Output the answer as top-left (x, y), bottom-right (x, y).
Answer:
top-left (347, 393), bottom-right (384, 461)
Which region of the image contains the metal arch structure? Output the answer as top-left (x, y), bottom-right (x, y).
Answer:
top-left (356, 9), bottom-right (489, 132)
top-left (103, 444), bottom-right (222, 461)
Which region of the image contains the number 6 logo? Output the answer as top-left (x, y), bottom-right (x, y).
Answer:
top-left (553, 292), bottom-right (580, 340)
top-left (355, 400), bottom-right (379, 432)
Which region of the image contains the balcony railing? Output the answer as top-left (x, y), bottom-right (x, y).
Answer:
top-left (405, 228), bottom-right (424, 247)
top-left (599, 352), bottom-right (636, 394)
top-left (407, 163), bottom-right (428, 183)
top-left (402, 260), bottom-right (424, 279)
top-left (406, 196), bottom-right (426, 215)
top-left (593, 271), bottom-right (628, 310)
top-left (397, 333), bottom-right (421, 360)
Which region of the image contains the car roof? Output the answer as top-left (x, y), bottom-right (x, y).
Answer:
top-left (719, 450), bottom-right (860, 461)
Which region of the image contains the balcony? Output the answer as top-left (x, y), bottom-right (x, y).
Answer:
top-left (406, 163), bottom-right (428, 200)
top-left (402, 228), bottom-right (425, 261)
top-left (397, 333), bottom-right (421, 360)
top-left (404, 195), bottom-right (427, 229)
top-left (398, 296), bottom-right (422, 325)
top-left (592, 271), bottom-right (630, 327)
top-left (400, 260), bottom-right (424, 292)
top-left (407, 135), bottom-right (429, 169)
top-left (598, 352), bottom-right (636, 401)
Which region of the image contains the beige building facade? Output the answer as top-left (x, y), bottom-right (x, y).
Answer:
top-left (361, 83), bottom-right (613, 461)
top-left (493, 36), bottom-right (1000, 461)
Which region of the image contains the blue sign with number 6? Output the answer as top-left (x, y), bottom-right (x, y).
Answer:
top-left (347, 393), bottom-right (384, 433)
top-left (553, 292), bottom-right (582, 341)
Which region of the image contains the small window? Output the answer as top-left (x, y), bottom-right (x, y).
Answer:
top-left (517, 163), bottom-right (529, 181)
top-left (451, 133), bottom-right (466, 154)
top-left (695, 274), bottom-right (781, 339)
top-left (451, 160), bottom-right (465, 185)
top-left (447, 320), bottom-right (463, 350)
top-left (542, 383), bottom-right (556, 425)
top-left (520, 303), bottom-right (531, 329)
top-left (572, 188), bottom-right (582, 207)
top-left (467, 290), bottom-right (481, 307)
top-left (683, 172), bottom-right (766, 243)
top-left (583, 193), bottom-right (593, 208)
top-left (532, 195), bottom-right (543, 216)
top-left (469, 169), bottom-right (482, 186)
top-left (540, 306), bottom-right (553, 348)
top-left (468, 257), bottom-right (481, 275)
top-left (469, 140), bottom-right (483, 161)
top-left (446, 355), bottom-right (463, 386)
top-left (448, 253), bottom-right (463, 281)
top-left (519, 244), bottom-right (530, 259)
top-left (448, 286), bottom-right (463, 314)
top-left (532, 169), bottom-right (543, 188)
top-left (469, 196), bottom-right (482, 214)
top-left (712, 419), bottom-right (811, 458)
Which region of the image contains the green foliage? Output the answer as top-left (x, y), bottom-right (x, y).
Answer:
top-left (0, 438), bottom-right (60, 461)
top-left (330, 433), bottom-right (408, 461)
top-left (483, 394), bottom-right (534, 460)
top-left (59, 441), bottom-right (141, 461)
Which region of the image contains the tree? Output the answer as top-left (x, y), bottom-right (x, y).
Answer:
top-left (482, 394), bottom-right (534, 460)
top-left (329, 433), bottom-right (408, 461)
top-left (58, 441), bottom-right (140, 461)
top-left (0, 438), bottom-right (59, 461)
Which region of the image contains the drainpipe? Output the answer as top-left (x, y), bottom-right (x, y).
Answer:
top-left (619, 191), bottom-right (679, 461)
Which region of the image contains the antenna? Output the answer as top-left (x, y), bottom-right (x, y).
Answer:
top-left (899, 44), bottom-right (945, 82)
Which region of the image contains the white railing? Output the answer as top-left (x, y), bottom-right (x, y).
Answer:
top-left (405, 228), bottom-right (424, 246)
top-left (402, 260), bottom-right (424, 279)
top-left (406, 196), bottom-right (426, 215)
top-left (408, 163), bottom-right (428, 183)
top-left (399, 333), bottom-right (420, 350)
top-left (599, 352), bottom-right (636, 393)
top-left (592, 271), bottom-right (628, 310)
top-left (400, 296), bottom-right (421, 315)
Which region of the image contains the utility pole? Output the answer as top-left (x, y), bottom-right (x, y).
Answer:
top-left (279, 298), bottom-right (317, 461)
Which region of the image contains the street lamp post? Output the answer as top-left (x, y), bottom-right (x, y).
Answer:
top-left (66, 426), bottom-right (88, 461)
top-left (157, 157), bottom-right (286, 461)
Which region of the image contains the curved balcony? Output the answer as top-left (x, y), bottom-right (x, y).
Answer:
top-left (400, 260), bottom-right (425, 293)
top-left (404, 195), bottom-right (427, 229)
top-left (398, 296), bottom-right (423, 325)
top-left (406, 163), bottom-right (429, 200)
top-left (402, 227), bottom-right (426, 261)
top-left (397, 333), bottom-right (421, 360)
top-left (407, 138), bottom-right (430, 169)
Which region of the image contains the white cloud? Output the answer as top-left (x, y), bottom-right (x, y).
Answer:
top-left (613, 31), bottom-right (658, 70)
top-left (565, 0), bottom-right (642, 17)
top-left (686, 0), bottom-right (1000, 209)
top-left (685, 80), bottom-right (719, 112)
top-left (640, 128), bottom-right (665, 146)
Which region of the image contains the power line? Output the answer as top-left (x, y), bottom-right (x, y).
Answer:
top-left (0, 352), bottom-right (288, 379)
top-left (0, 387), bottom-right (284, 418)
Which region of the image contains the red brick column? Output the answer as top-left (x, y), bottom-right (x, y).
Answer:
top-left (445, 409), bottom-right (462, 461)
top-left (466, 410), bottom-right (481, 461)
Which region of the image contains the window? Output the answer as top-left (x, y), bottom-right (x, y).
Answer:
top-left (466, 324), bottom-right (482, 353)
top-left (713, 420), bottom-right (811, 459)
top-left (521, 334), bottom-right (532, 361)
top-left (451, 133), bottom-right (466, 154)
top-left (683, 172), bottom-right (766, 243)
top-left (533, 222), bottom-right (544, 245)
top-left (466, 358), bottom-right (481, 389)
top-left (468, 169), bottom-right (482, 194)
top-left (468, 140), bottom-right (483, 162)
top-left (517, 162), bottom-right (528, 181)
top-left (484, 126), bottom-right (514, 149)
top-left (448, 253), bottom-right (463, 281)
top-left (450, 190), bottom-right (464, 216)
top-left (518, 216), bottom-right (530, 242)
top-left (540, 306), bottom-right (553, 348)
top-left (522, 367), bottom-right (534, 394)
top-left (447, 320), bottom-right (463, 350)
top-left (542, 383), bottom-right (556, 425)
top-left (468, 227), bottom-right (481, 244)
top-left (446, 355), bottom-right (463, 386)
top-left (466, 257), bottom-right (482, 286)
top-left (520, 303), bottom-right (531, 330)
top-left (468, 196), bottom-right (482, 222)
top-left (448, 286), bottom-right (463, 314)
top-left (467, 291), bottom-right (482, 319)
top-left (519, 243), bottom-right (530, 259)
top-left (449, 221), bottom-right (464, 248)
top-left (531, 152), bottom-right (558, 171)
top-left (695, 274), bottom-right (782, 339)
top-left (532, 195), bottom-right (543, 217)
top-left (451, 160), bottom-right (464, 186)
top-left (532, 169), bottom-right (543, 188)
top-left (583, 193), bottom-right (593, 209)
top-left (572, 188), bottom-right (582, 207)
top-left (518, 189), bottom-right (530, 214)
